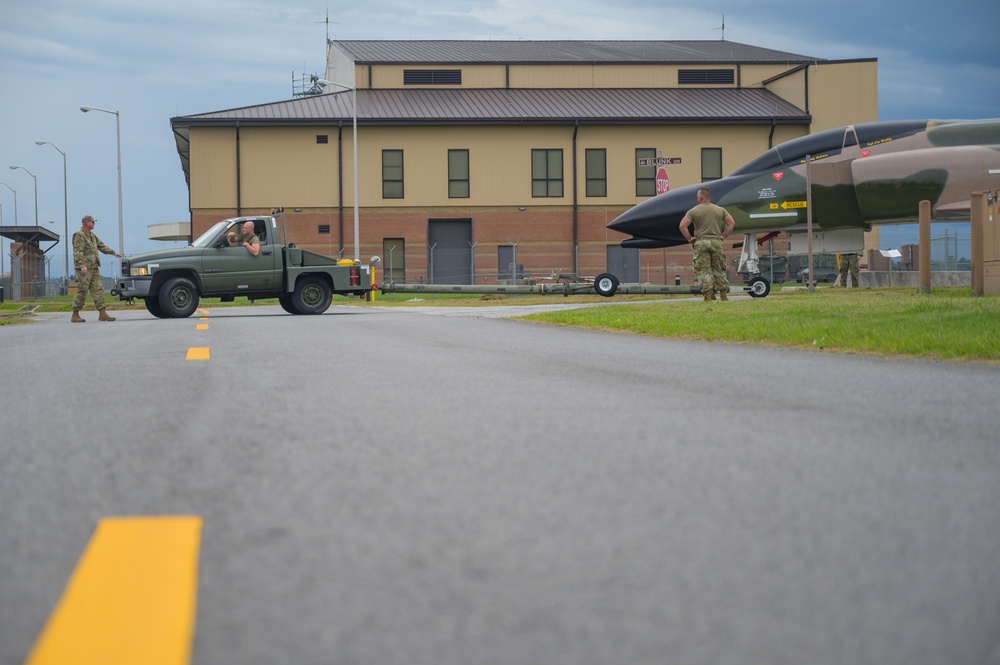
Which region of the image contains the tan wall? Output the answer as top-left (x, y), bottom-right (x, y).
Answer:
top-left (508, 64), bottom-right (688, 89)
top-left (808, 60), bottom-right (879, 130)
top-left (369, 64), bottom-right (508, 88)
top-left (764, 68), bottom-right (808, 113)
top-left (189, 122), bottom-right (819, 213)
top-left (190, 128), bottom-right (237, 209)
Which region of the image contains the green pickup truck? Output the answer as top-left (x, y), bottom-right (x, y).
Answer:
top-left (116, 212), bottom-right (376, 317)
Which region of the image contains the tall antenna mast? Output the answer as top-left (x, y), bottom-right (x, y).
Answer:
top-left (715, 14), bottom-right (725, 41)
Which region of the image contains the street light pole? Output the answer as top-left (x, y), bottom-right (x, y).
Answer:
top-left (0, 182), bottom-right (17, 282)
top-left (36, 141), bottom-right (69, 278)
top-left (9, 166), bottom-right (38, 226)
top-left (0, 182), bottom-right (15, 222)
top-left (80, 106), bottom-right (124, 257)
top-left (318, 79), bottom-right (360, 263)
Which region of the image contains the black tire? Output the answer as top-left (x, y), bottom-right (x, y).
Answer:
top-left (159, 277), bottom-right (200, 318)
top-left (748, 276), bottom-right (771, 298)
top-left (278, 294), bottom-right (298, 314)
top-left (593, 272), bottom-right (619, 297)
top-left (144, 297), bottom-right (168, 318)
top-left (292, 276), bottom-right (332, 314)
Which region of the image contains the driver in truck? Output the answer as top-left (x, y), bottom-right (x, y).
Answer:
top-left (226, 221), bottom-right (260, 257)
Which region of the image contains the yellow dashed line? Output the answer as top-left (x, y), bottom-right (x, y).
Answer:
top-left (26, 516), bottom-right (203, 665)
top-left (196, 324), bottom-right (208, 331)
top-left (186, 347), bottom-right (210, 361)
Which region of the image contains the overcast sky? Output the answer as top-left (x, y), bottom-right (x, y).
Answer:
top-left (1, 0), bottom-right (996, 269)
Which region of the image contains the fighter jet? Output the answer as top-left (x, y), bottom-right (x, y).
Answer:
top-left (608, 118), bottom-right (1000, 250)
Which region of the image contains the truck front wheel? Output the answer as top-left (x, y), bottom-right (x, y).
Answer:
top-left (144, 297), bottom-right (168, 318)
top-left (159, 277), bottom-right (200, 318)
top-left (292, 276), bottom-right (332, 314)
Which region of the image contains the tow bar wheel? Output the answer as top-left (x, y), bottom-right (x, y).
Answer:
top-left (593, 273), bottom-right (619, 298)
top-left (748, 276), bottom-right (771, 298)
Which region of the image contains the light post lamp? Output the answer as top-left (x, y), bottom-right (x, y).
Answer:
top-left (80, 106), bottom-right (124, 257)
top-left (9, 166), bottom-right (38, 226)
top-left (319, 79), bottom-right (359, 262)
top-left (36, 141), bottom-right (69, 278)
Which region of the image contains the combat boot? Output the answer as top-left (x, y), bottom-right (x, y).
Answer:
top-left (71, 310), bottom-right (85, 323)
top-left (719, 291), bottom-right (729, 301)
top-left (703, 294), bottom-right (716, 302)
top-left (98, 308), bottom-right (116, 322)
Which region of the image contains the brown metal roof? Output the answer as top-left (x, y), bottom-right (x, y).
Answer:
top-left (332, 40), bottom-right (823, 65)
top-left (173, 88), bottom-right (808, 127)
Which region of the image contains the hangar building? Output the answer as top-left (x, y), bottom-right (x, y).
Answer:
top-left (169, 40), bottom-right (877, 285)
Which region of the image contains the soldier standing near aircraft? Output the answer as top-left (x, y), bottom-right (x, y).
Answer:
top-left (839, 252), bottom-right (860, 288)
top-left (71, 215), bottom-right (121, 322)
top-left (679, 187), bottom-right (736, 301)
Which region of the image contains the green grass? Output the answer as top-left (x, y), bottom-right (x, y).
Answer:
top-left (6, 288), bottom-right (998, 363)
top-left (521, 288), bottom-right (1000, 363)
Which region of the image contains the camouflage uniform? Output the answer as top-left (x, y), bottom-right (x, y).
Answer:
top-left (839, 253), bottom-right (860, 288)
top-left (72, 225), bottom-right (117, 311)
top-left (684, 202), bottom-right (731, 299)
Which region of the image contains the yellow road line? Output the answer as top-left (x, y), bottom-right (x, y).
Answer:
top-left (26, 516), bottom-right (203, 665)
top-left (196, 324), bottom-right (208, 331)
top-left (186, 347), bottom-right (210, 360)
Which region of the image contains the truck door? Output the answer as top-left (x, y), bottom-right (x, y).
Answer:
top-left (201, 219), bottom-right (280, 294)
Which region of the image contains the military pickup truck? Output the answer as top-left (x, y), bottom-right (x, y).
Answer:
top-left (116, 211), bottom-right (375, 317)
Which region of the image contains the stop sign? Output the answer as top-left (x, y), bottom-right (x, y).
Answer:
top-left (655, 166), bottom-right (670, 195)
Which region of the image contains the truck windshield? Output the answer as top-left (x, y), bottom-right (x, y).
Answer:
top-left (191, 221), bottom-right (233, 248)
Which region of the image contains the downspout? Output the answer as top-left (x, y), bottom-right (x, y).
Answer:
top-left (769, 118), bottom-right (776, 149)
top-left (572, 120), bottom-right (579, 275)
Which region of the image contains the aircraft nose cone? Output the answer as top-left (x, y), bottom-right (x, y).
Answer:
top-left (608, 183), bottom-right (700, 247)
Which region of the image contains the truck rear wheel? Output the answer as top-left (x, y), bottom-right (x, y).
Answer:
top-left (159, 277), bottom-right (200, 318)
top-left (292, 276), bottom-right (332, 314)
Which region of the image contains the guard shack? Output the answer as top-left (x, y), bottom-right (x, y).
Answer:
top-left (0, 225), bottom-right (61, 300)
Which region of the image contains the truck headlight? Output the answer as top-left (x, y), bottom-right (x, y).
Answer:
top-left (134, 266), bottom-right (149, 276)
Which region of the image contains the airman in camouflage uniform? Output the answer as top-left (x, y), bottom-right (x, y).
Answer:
top-left (679, 187), bottom-right (736, 301)
top-left (839, 253), bottom-right (860, 288)
top-left (71, 215), bottom-right (121, 322)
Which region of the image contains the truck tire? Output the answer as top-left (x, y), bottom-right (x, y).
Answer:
top-left (159, 277), bottom-right (200, 318)
top-left (278, 294), bottom-right (298, 314)
top-left (144, 297), bottom-right (168, 318)
top-left (292, 276), bottom-right (332, 314)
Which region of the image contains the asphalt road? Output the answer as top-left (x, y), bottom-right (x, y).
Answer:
top-left (2, 303), bottom-right (999, 665)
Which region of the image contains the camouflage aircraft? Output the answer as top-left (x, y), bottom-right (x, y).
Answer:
top-left (608, 118), bottom-right (1000, 249)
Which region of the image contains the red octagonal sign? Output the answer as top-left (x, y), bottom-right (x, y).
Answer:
top-left (655, 167), bottom-right (670, 195)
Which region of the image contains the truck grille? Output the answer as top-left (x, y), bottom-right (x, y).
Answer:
top-left (121, 258), bottom-right (131, 276)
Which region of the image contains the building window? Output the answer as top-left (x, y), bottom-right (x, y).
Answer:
top-left (678, 69), bottom-right (735, 85)
top-left (316, 135), bottom-right (329, 144)
top-left (585, 149), bottom-right (607, 197)
top-left (382, 150), bottom-right (404, 199)
top-left (702, 148), bottom-right (723, 181)
top-left (636, 148), bottom-right (656, 197)
top-left (318, 224), bottom-right (330, 234)
top-left (531, 149), bottom-right (563, 197)
top-left (404, 69), bottom-right (462, 85)
top-left (383, 238), bottom-right (405, 283)
top-left (448, 149), bottom-right (470, 198)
